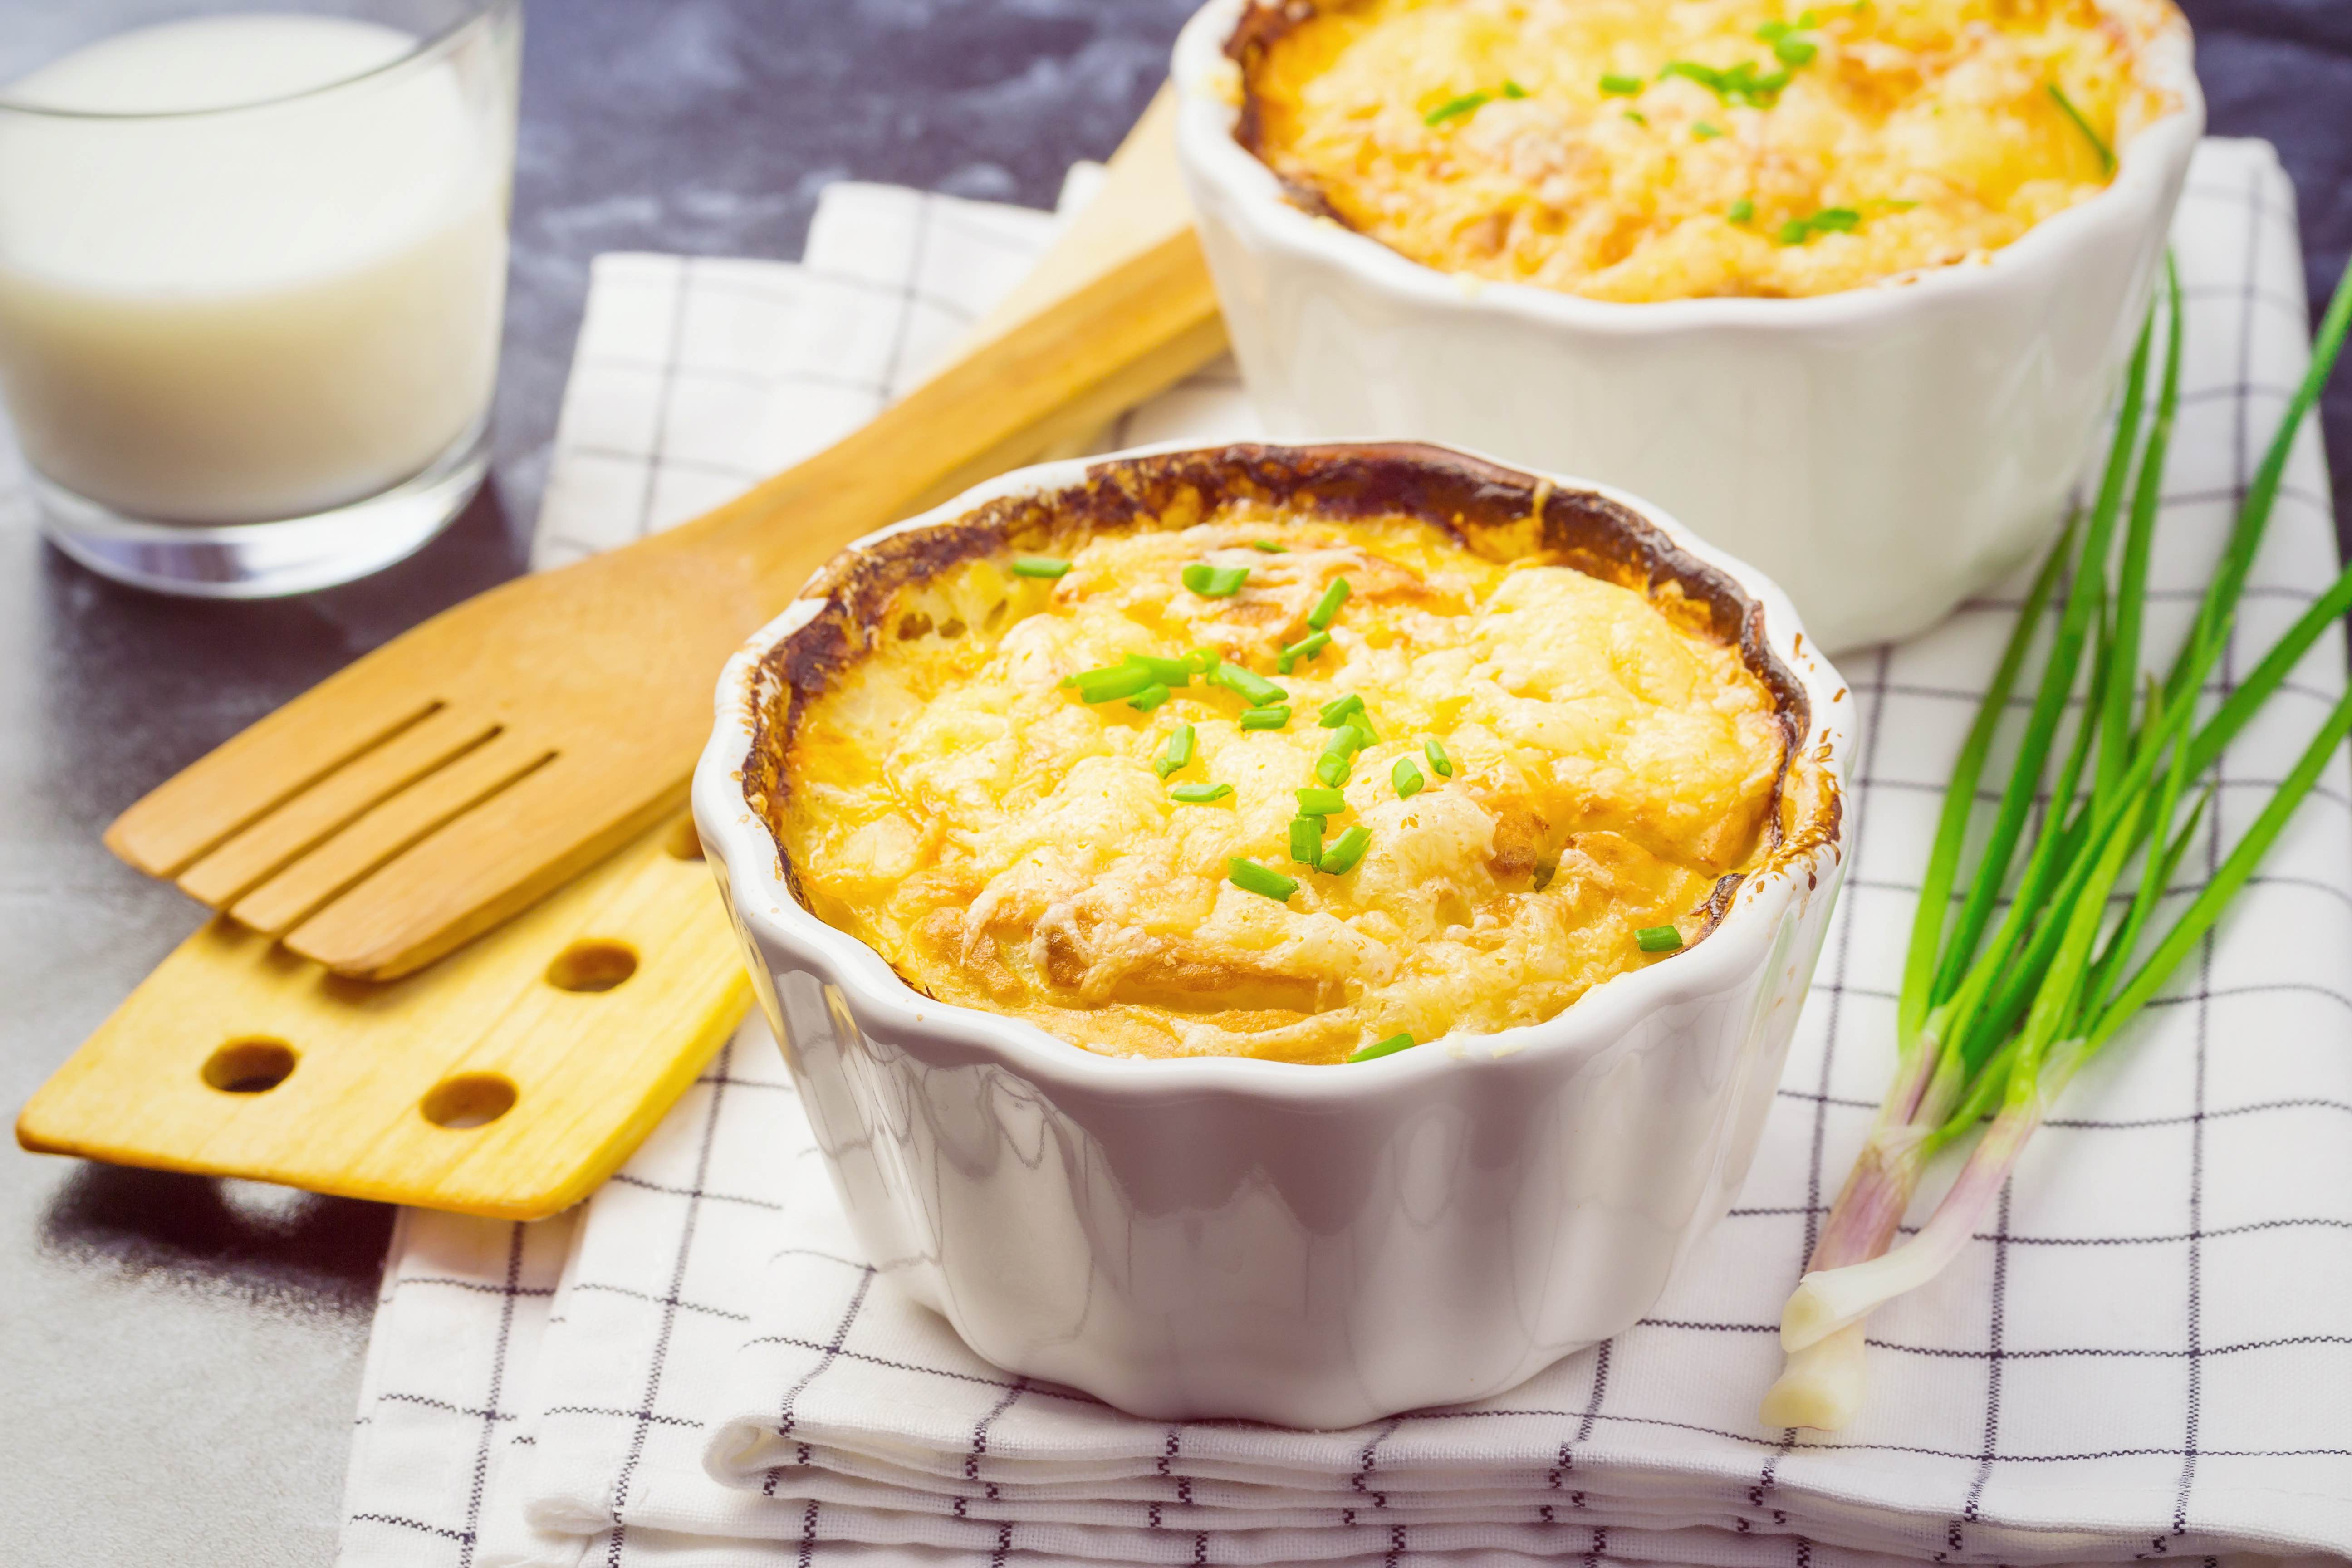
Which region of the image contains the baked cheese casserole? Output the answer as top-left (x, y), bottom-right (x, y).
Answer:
top-left (756, 448), bottom-right (1825, 1067)
top-left (1230, 0), bottom-right (2181, 301)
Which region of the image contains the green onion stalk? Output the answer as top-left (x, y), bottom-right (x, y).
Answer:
top-left (1760, 252), bottom-right (2352, 1430)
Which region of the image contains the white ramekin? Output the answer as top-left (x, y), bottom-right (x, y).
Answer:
top-left (694, 441), bottom-right (1851, 1428)
top-left (1171, 0), bottom-right (2204, 652)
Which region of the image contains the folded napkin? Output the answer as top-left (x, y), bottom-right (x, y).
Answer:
top-left (339, 139), bottom-right (2352, 1568)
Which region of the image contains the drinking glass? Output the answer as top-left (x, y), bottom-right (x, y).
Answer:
top-left (0, 0), bottom-right (521, 596)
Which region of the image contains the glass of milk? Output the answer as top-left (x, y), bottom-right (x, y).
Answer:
top-left (0, 0), bottom-right (520, 596)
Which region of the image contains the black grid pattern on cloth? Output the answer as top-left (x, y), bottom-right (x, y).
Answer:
top-left (339, 1210), bottom-right (577, 1568)
top-left (341, 147), bottom-right (2352, 1568)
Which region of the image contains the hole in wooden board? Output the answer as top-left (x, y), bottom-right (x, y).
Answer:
top-left (420, 1072), bottom-right (516, 1129)
top-left (202, 1038), bottom-right (298, 1094)
top-left (546, 938), bottom-right (638, 992)
top-left (664, 816), bottom-right (705, 861)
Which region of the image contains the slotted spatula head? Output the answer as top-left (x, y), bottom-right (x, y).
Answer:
top-left (104, 88), bottom-right (1221, 980)
top-left (107, 544), bottom-right (778, 977)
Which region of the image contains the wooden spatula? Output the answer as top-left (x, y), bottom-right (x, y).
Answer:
top-left (106, 87), bottom-right (1224, 980)
top-left (23, 813), bottom-right (750, 1218)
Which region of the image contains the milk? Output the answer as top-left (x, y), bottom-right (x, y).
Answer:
top-left (0, 15), bottom-right (509, 524)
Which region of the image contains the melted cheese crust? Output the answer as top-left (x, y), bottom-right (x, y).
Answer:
top-left (1243, 0), bottom-right (2169, 300)
top-left (781, 508), bottom-right (1788, 1064)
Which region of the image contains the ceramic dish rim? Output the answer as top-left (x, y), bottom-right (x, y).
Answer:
top-left (694, 439), bottom-right (1852, 1103)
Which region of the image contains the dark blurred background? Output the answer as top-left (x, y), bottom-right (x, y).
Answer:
top-left (0, 3), bottom-right (2344, 1563)
top-left (2174, 1), bottom-right (2351, 521)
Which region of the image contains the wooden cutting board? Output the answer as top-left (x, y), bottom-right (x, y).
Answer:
top-left (16, 815), bottom-right (751, 1219)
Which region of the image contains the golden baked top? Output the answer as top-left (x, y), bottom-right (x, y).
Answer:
top-left (1231, 0), bottom-right (2178, 301)
top-left (762, 450), bottom-right (1806, 1066)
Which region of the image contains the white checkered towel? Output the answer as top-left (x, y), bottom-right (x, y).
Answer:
top-left (338, 139), bottom-right (2352, 1568)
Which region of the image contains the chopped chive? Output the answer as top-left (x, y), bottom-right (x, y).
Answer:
top-left (1289, 816), bottom-right (1324, 867)
top-left (1211, 662), bottom-right (1287, 707)
top-left (1502, 78), bottom-right (1529, 98)
top-left (1756, 19), bottom-right (1792, 40)
top-left (1320, 723), bottom-right (1366, 763)
top-left (1228, 858), bottom-right (1298, 901)
top-left (1665, 57), bottom-right (1788, 108)
top-left (1297, 786), bottom-right (1348, 815)
top-left (1693, 121), bottom-right (1724, 140)
top-left (1392, 757), bottom-right (1426, 799)
top-left (1318, 825), bottom-right (1371, 875)
top-left (1728, 197), bottom-right (1754, 223)
top-left (1010, 555), bottom-right (1071, 578)
top-left (1278, 629), bottom-right (1331, 674)
top-left (1127, 652), bottom-right (1197, 686)
top-left (1779, 206), bottom-right (1860, 245)
top-left (1182, 562), bottom-right (1251, 598)
top-left (1307, 578), bottom-right (1351, 630)
top-left (1772, 34), bottom-right (1818, 65)
top-left (1066, 662), bottom-right (1157, 703)
top-left (1171, 781), bottom-right (1233, 804)
top-left (1319, 693), bottom-right (1365, 727)
top-left (1240, 704), bottom-right (1291, 730)
top-left (2046, 82), bottom-right (2116, 176)
top-left (1599, 72), bottom-right (1644, 96)
top-left (1348, 711), bottom-right (1380, 745)
top-left (1424, 738), bottom-right (1454, 777)
top-left (1314, 753), bottom-right (1352, 788)
top-left (1624, 109), bottom-right (1648, 126)
top-left (1250, 539), bottom-right (1287, 553)
top-left (1127, 682), bottom-right (1171, 712)
top-left (1636, 925), bottom-right (1684, 952)
top-left (1186, 647), bottom-right (1221, 676)
top-left (1347, 1032), bottom-right (1416, 1063)
top-left (1152, 723), bottom-right (1196, 779)
top-left (1423, 91), bottom-right (1490, 126)
top-left (1658, 59), bottom-right (1723, 93)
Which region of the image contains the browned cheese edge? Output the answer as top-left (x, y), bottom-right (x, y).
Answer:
top-left (741, 441), bottom-right (1842, 997)
top-left (1219, 0), bottom-right (2178, 273)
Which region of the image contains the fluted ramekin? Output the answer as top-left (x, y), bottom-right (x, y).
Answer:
top-left (1171, 0), bottom-right (2203, 652)
top-left (694, 441), bottom-right (1850, 1428)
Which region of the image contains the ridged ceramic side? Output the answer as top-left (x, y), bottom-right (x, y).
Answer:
top-left (1171, 0), bottom-right (2203, 652)
top-left (694, 442), bottom-right (1852, 1428)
